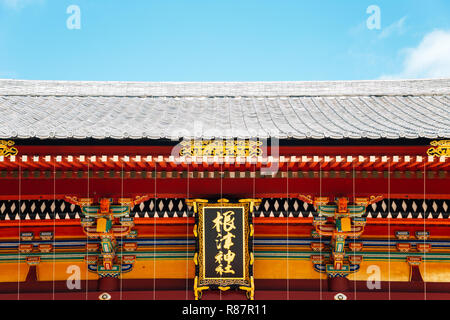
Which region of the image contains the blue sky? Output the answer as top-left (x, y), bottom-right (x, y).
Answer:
top-left (1, 0), bottom-right (449, 81)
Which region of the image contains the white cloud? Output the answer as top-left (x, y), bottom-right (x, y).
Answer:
top-left (381, 29), bottom-right (450, 79)
top-left (379, 16), bottom-right (407, 39)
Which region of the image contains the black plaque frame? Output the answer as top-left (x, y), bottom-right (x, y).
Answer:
top-left (190, 199), bottom-right (256, 300)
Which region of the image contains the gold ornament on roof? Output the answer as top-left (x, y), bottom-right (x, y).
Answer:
top-left (0, 140), bottom-right (18, 157)
top-left (179, 139), bottom-right (263, 157)
top-left (427, 140), bottom-right (450, 157)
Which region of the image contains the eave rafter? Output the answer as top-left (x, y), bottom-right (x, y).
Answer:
top-left (0, 154), bottom-right (448, 173)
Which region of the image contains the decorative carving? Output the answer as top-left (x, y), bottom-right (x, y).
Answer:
top-left (38, 244), bottom-right (52, 253)
top-left (395, 231), bottom-right (410, 240)
top-left (123, 243), bottom-right (138, 252)
top-left (348, 242), bottom-right (363, 252)
top-left (397, 243), bottom-right (411, 252)
top-left (20, 232), bottom-right (34, 241)
top-left (427, 140), bottom-right (450, 157)
top-left (416, 243), bottom-right (431, 253)
top-left (26, 256), bottom-right (40, 266)
top-left (407, 256), bottom-right (422, 266)
top-left (179, 139), bottom-right (263, 157)
top-left (300, 194), bottom-right (382, 278)
top-left (415, 231), bottom-right (430, 240)
top-left (19, 244), bottom-right (33, 253)
top-left (39, 231), bottom-right (53, 241)
top-left (68, 196), bottom-right (149, 278)
top-left (0, 140), bottom-right (18, 157)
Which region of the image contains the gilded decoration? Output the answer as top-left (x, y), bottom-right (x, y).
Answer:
top-left (179, 139), bottom-right (263, 157)
top-left (0, 140), bottom-right (18, 157)
top-left (427, 140), bottom-right (450, 157)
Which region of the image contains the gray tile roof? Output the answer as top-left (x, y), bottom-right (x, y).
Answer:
top-left (0, 79), bottom-right (449, 140)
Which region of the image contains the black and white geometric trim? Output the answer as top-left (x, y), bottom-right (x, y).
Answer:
top-left (0, 198), bottom-right (449, 220)
top-left (365, 199), bottom-right (450, 219)
top-left (254, 198), bottom-right (449, 219)
top-left (130, 198), bottom-right (190, 218)
top-left (0, 200), bottom-right (81, 220)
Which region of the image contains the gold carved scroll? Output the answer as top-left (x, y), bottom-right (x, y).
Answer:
top-left (0, 140), bottom-right (18, 157)
top-left (179, 139), bottom-right (263, 157)
top-left (427, 140), bottom-right (450, 157)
